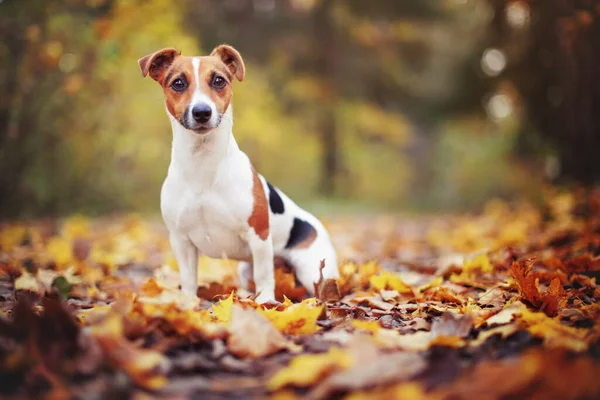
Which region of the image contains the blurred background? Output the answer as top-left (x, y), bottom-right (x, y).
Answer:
top-left (1, 0), bottom-right (599, 218)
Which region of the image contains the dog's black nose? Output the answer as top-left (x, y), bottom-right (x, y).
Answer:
top-left (192, 104), bottom-right (212, 123)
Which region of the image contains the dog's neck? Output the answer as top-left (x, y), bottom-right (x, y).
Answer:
top-left (168, 106), bottom-right (239, 185)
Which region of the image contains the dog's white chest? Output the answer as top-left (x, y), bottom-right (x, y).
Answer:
top-left (161, 168), bottom-right (253, 260)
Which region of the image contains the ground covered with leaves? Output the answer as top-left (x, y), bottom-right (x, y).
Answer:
top-left (1, 188), bottom-right (599, 399)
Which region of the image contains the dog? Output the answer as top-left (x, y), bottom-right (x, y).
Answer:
top-left (138, 44), bottom-right (338, 303)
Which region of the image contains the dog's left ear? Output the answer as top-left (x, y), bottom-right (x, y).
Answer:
top-left (210, 44), bottom-right (245, 82)
top-left (138, 48), bottom-right (181, 83)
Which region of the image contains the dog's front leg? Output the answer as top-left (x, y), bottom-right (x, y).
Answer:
top-left (169, 232), bottom-right (198, 296)
top-left (247, 232), bottom-right (276, 304)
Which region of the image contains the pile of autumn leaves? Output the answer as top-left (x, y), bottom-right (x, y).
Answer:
top-left (1, 188), bottom-right (600, 399)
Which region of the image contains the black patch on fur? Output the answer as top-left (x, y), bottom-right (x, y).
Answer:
top-left (285, 218), bottom-right (315, 249)
top-left (267, 181), bottom-right (285, 214)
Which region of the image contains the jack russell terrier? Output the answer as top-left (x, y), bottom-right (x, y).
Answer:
top-left (138, 44), bottom-right (338, 303)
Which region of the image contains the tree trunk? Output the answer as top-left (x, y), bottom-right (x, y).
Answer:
top-left (314, 0), bottom-right (339, 196)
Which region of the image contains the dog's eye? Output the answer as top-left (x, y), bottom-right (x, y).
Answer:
top-left (171, 78), bottom-right (187, 92)
top-left (212, 76), bottom-right (226, 89)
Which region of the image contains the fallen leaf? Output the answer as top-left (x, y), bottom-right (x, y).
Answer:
top-left (484, 301), bottom-right (525, 326)
top-left (308, 337), bottom-right (427, 399)
top-left (369, 272), bottom-right (413, 295)
top-left (14, 270), bottom-right (41, 293)
top-left (267, 346), bottom-right (352, 391)
top-left (211, 291), bottom-right (235, 323)
top-left (227, 306), bottom-right (294, 359)
top-left (510, 261), bottom-right (567, 317)
top-left (431, 313), bottom-right (473, 338)
top-left (259, 298), bottom-right (323, 335)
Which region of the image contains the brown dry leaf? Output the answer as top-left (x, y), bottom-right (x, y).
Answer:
top-left (273, 267), bottom-right (307, 302)
top-left (510, 261), bottom-right (567, 317)
top-left (477, 287), bottom-right (509, 309)
top-left (431, 312), bottom-right (473, 338)
top-left (307, 336), bottom-right (427, 399)
top-left (196, 281), bottom-right (236, 300)
top-left (471, 323), bottom-right (519, 347)
top-left (227, 306), bottom-right (295, 359)
top-left (90, 314), bottom-right (168, 390)
top-left (348, 293), bottom-right (394, 311)
top-left (484, 300), bottom-right (526, 326)
top-left (436, 349), bottom-right (600, 399)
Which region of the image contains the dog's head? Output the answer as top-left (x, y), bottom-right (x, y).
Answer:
top-left (138, 45), bottom-right (245, 133)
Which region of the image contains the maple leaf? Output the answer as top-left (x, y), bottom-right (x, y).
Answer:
top-left (510, 261), bottom-right (567, 316)
top-left (369, 271), bottom-right (413, 295)
top-left (211, 291), bottom-right (235, 323)
top-left (258, 298), bottom-right (323, 335)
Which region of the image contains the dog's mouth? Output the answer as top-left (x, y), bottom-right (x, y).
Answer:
top-left (191, 126), bottom-right (213, 134)
top-left (181, 114), bottom-right (222, 134)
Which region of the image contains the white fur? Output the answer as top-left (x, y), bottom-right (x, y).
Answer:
top-left (161, 73), bottom-right (338, 303)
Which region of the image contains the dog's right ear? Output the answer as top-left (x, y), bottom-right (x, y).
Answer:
top-left (138, 48), bottom-right (181, 82)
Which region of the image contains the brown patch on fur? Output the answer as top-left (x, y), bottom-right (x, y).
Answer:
top-left (248, 168), bottom-right (269, 240)
top-left (161, 57), bottom-right (197, 120)
top-left (197, 57), bottom-right (234, 115)
top-left (210, 44), bottom-right (246, 82)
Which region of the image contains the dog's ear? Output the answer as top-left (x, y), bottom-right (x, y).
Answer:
top-left (210, 44), bottom-right (245, 82)
top-left (138, 48), bottom-right (181, 82)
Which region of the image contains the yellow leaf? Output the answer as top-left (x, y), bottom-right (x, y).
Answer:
top-left (63, 215), bottom-right (91, 239)
top-left (47, 237), bottom-right (73, 267)
top-left (519, 308), bottom-right (589, 352)
top-left (140, 278), bottom-right (164, 297)
top-left (14, 271), bottom-right (41, 293)
top-left (212, 291), bottom-right (235, 323)
top-left (463, 254), bottom-right (494, 275)
top-left (358, 261), bottom-right (382, 287)
top-left (429, 335), bottom-right (464, 348)
top-left (369, 272), bottom-right (413, 295)
top-left (351, 319), bottom-right (381, 334)
top-left (259, 298), bottom-right (323, 335)
top-left (417, 276), bottom-right (444, 293)
top-left (267, 346), bottom-right (352, 391)
top-left (281, 295), bottom-right (294, 307)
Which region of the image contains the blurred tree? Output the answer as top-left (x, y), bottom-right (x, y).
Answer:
top-left (181, 0), bottom-right (490, 203)
top-left (0, 0), bottom-right (197, 217)
top-left (0, 0), bottom-right (116, 217)
top-left (491, 0), bottom-right (600, 184)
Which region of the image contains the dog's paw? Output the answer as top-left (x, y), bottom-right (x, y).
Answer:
top-left (254, 291), bottom-right (277, 305)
